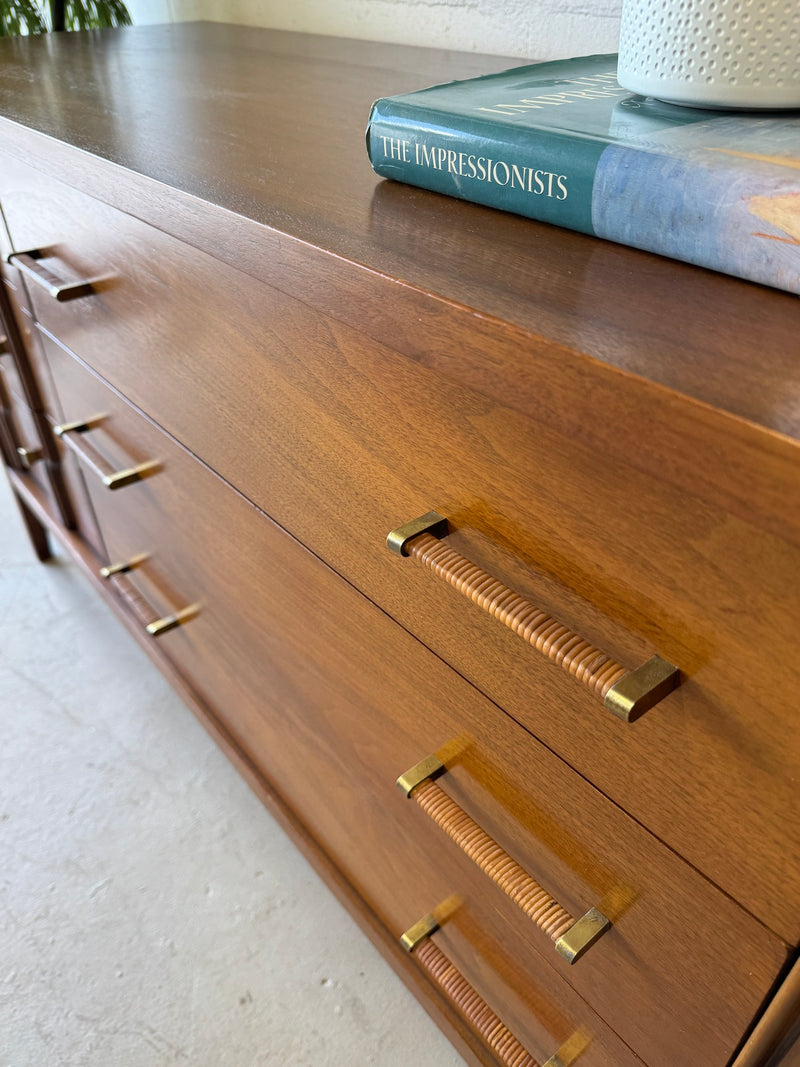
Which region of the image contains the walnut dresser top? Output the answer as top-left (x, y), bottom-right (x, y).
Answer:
top-left (0, 23), bottom-right (796, 420)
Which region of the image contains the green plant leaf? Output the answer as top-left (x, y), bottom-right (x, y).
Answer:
top-left (0, 0), bottom-right (131, 34)
top-left (65, 0), bottom-right (131, 29)
top-left (0, 0), bottom-right (48, 35)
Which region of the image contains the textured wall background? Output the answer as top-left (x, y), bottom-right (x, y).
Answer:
top-left (125, 0), bottom-right (624, 60)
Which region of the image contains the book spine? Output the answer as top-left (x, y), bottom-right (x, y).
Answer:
top-left (366, 100), bottom-right (605, 237)
top-left (367, 101), bottom-right (800, 295)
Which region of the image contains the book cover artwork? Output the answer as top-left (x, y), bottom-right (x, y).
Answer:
top-left (366, 55), bottom-right (800, 293)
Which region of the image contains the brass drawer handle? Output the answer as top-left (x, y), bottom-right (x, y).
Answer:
top-left (16, 445), bottom-right (44, 468)
top-left (54, 414), bottom-right (160, 490)
top-left (387, 512), bottom-right (679, 722)
top-left (6, 250), bottom-right (94, 302)
top-left (145, 606), bottom-right (200, 638)
top-left (401, 914), bottom-right (582, 1067)
top-left (398, 755), bottom-right (609, 964)
top-left (100, 552), bottom-right (149, 579)
top-left (100, 562), bottom-right (199, 637)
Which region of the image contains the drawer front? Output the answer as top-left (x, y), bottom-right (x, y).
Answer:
top-left (6, 158), bottom-right (800, 940)
top-left (45, 338), bottom-right (787, 1067)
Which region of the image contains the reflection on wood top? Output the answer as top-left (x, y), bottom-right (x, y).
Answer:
top-left (0, 21), bottom-right (797, 442)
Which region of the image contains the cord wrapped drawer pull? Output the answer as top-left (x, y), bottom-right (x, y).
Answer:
top-left (54, 413), bottom-right (160, 490)
top-left (401, 914), bottom-right (584, 1066)
top-left (6, 249), bottom-right (95, 302)
top-left (398, 755), bottom-right (610, 964)
top-left (387, 512), bottom-right (679, 722)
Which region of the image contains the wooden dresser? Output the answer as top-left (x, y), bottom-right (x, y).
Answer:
top-left (1, 23), bottom-right (799, 1067)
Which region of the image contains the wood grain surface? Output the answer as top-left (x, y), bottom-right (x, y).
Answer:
top-left (10, 161), bottom-right (799, 940)
top-left (41, 340), bottom-right (789, 1067)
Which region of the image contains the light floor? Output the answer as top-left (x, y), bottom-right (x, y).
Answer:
top-left (0, 471), bottom-right (465, 1067)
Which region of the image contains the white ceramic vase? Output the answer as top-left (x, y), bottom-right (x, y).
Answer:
top-left (617, 0), bottom-right (800, 109)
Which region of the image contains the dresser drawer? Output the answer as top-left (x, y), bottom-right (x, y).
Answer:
top-left (6, 158), bottom-right (800, 941)
top-left (43, 337), bottom-right (789, 1067)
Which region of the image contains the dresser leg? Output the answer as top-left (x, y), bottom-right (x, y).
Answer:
top-left (13, 489), bottom-right (52, 562)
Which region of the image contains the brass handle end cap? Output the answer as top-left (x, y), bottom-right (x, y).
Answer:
top-left (53, 413), bottom-right (107, 437)
top-left (555, 907), bottom-right (611, 964)
top-left (146, 603), bottom-right (200, 637)
top-left (400, 913), bottom-right (441, 953)
top-left (396, 754), bottom-right (446, 797)
top-left (100, 553), bottom-right (149, 579)
top-left (604, 655), bottom-right (680, 722)
top-left (102, 460), bottom-right (161, 490)
top-left (387, 511), bottom-right (449, 556)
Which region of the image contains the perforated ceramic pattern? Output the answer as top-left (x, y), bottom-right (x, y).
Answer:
top-left (618, 0), bottom-right (800, 88)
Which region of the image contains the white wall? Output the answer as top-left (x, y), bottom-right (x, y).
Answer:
top-left (125, 0), bottom-right (623, 61)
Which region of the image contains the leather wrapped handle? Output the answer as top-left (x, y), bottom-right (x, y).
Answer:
top-left (387, 512), bottom-right (679, 722)
top-left (54, 413), bottom-right (160, 490)
top-left (7, 249), bottom-right (94, 301)
top-left (398, 755), bottom-right (610, 964)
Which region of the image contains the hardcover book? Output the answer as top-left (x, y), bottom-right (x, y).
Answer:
top-left (366, 54), bottom-right (800, 294)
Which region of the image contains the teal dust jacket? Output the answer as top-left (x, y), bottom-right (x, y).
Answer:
top-left (366, 54), bottom-right (800, 294)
